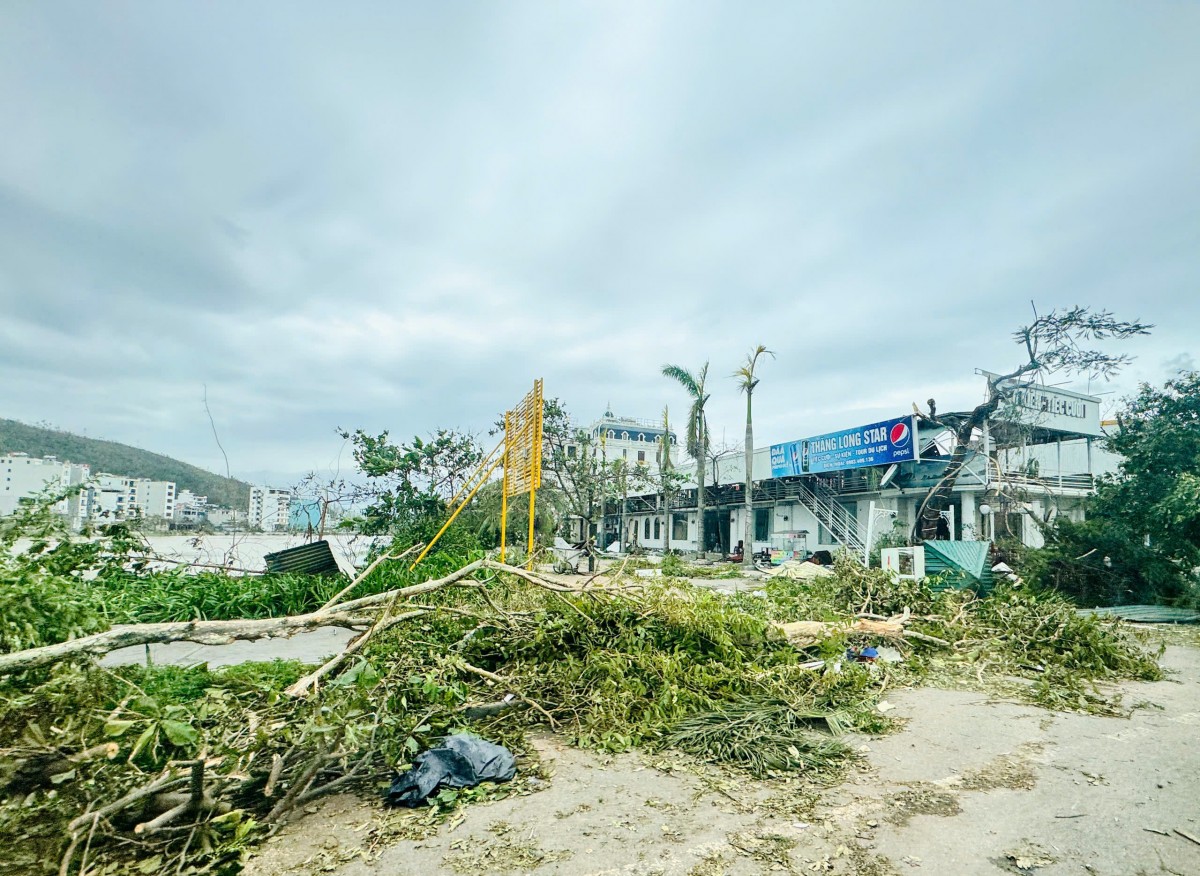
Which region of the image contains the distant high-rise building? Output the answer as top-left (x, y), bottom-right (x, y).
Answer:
top-left (249, 486), bottom-right (292, 530)
top-left (0, 453), bottom-right (91, 528)
top-left (88, 474), bottom-right (176, 521)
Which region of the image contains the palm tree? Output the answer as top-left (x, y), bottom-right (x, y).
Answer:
top-left (734, 345), bottom-right (773, 568)
top-left (662, 361), bottom-right (710, 555)
top-left (658, 405), bottom-right (673, 553)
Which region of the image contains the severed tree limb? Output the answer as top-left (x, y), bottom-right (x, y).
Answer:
top-left (265, 749), bottom-right (330, 823)
top-left (59, 811), bottom-right (101, 876)
top-left (284, 610), bottom-right (424, 698)
top-left (263, 753), bottom-right (286, 798)
top-left (134, 761), bottom-right (217, 836)
top-left (293, 750), bottom-right (375, 807)
top-left (332, 559), bottom-right (488, 613)
top-left (457, 661), bottom-right (557, 728)
top-left (317, 543), bottom-right (422, 612)
top-left (58, 831), bottom-right (83, 876)
top-left (2, 558), bottom-right (598, 675)
top-left (135, 802), bottom-right (191, 836)
top-left (68, 772), bottom-right (185, 833)
top-left (774, 619), bottom-right (952, 649)
top-left (902, 630), bottom-right (952, 647)
top-left (0, 612), bottom-right (376, 674)
top-left (478, 561), bottom-right (575, 592)
top-left (460, 697), bottom-right (525, 719)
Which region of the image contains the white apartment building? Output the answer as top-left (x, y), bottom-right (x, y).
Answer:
top-left (174, 490), bottom-right (208, 524)
top-left (87, 474), bottom-right (176, 522)
top-left (0, 453), bottom-right (92, 528)
top-left (249, 486), bottom-right (292, 531)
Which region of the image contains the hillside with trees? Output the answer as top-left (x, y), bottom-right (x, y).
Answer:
top-left (0, 418), bottom-right (251, 509)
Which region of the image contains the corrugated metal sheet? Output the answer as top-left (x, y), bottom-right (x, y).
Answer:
top-left (923, 540), bottom-right (994, 592)
top-left (264, 540), bottom-right (342, 576)
top-left (1078, 605), bottom-right (1200, 624)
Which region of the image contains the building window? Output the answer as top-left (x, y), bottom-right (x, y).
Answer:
top-left (638, 450), bottom-right (646, 463)
top-left (566, 445), bottom-right (576, 458)
top-left (754, 508), bottom-right (771, 541)
top-left (637, 433), bottom-right (645, 442)
top-left (644, 517), bottom-right (650, 539)
top-left (621, 431), bottom-right (629, 440)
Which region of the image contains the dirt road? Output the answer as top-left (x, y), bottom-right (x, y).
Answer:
top-left (246, 642), bottom-right (1200, 876)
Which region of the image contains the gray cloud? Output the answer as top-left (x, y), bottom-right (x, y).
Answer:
top-left (1, 1), bottom-right (1197, 484)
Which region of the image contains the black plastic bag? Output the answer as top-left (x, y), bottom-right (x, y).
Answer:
top-left (386, 734), bottom-right (516, 807)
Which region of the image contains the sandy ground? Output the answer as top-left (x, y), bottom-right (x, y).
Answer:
top-left (242, 643), bottom-right (1200, 876)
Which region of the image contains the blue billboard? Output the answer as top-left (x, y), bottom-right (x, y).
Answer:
top-left (770, 415), bottom-right (919, 476)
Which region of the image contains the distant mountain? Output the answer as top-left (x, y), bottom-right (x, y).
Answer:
top-left (0, 419), bottom-right (252, 509)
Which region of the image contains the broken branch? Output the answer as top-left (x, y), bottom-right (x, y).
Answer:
top-left (457, 661), bottom-right (557, 728)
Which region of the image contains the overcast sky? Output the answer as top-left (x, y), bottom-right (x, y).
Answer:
top-left (1, 1), bottom-right (1197, 487)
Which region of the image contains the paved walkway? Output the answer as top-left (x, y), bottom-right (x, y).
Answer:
top-left (101, 626), bottom-right (358, 669)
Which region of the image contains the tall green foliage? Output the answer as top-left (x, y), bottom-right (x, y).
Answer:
top-left (342, 428), bottom-right (484, 553)
top-left (1023, 371), bottom-right (1200, 607)
top-left (1098, 371), bottom-right (1200, 572)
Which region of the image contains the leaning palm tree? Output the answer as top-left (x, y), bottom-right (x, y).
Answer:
top-left (734, 345), bottom-right (773, 567)
top-left (662, 361), bottom-right (710, 555)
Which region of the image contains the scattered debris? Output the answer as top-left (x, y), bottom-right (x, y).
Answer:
top-left (442, 832), bottom-right (572, 873)
top-left (264, 540), bottom-right (342, 576)
top-left (1002, 846), bottom-right (1057, 873)
top-left (0, 540), bottom-right (1168, 874)
top-left (1174, 828), bottom-right (1200, 847)
top-left (959, 754), bottom-right (1037, 792)
top-left (885, 785), bottom-right (962, 826)
top-left (1078, 605), bottom-right (1200, 624)
top-left (387, 735), bottom-right (516, 807)
top-left (768, 560), bottom-right (836, 580)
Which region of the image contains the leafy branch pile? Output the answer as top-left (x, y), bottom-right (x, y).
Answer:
top-left (0, 518), bottom-right (1164, 875)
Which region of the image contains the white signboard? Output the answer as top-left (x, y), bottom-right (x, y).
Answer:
top-left (981, 371), bottom-right (1103, 438)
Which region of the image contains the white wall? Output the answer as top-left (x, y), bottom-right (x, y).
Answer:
top-left (1, 455), bottom-right (91, 527)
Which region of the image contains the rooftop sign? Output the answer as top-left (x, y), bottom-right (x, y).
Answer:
top-left (981, 371), bottom-right (1103, 438)
top-left (770, 415), bottom-right (919, 476)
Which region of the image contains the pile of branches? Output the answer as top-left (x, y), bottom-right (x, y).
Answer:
top-left (0, 545), bottom-right (1165, 875)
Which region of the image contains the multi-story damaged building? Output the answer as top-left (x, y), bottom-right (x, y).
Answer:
top-left (606, 374), bottom-right (1116, 561)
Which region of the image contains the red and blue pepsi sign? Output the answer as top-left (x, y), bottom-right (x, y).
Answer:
top-left (769, 415), bottom-right (919, 476)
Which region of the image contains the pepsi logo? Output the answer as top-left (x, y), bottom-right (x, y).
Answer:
top-left (889, 422), bottom-right (910, 448)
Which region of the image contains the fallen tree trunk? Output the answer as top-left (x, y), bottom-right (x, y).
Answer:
top-left (0, 560), bottom-right (563, 674)
top-left (0, 612), bottom-right (378, 674)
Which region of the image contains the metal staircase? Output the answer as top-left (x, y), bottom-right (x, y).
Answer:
top-left (795, 478), bottom-right (867, 564)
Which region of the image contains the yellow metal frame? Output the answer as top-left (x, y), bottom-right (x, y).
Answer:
top-left (500, 379), bottom-right (543, 569)
top-left (412, 379), bottom-right (544, 571)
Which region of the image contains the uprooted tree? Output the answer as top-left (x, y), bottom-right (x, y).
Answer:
top-left (911, 305), bottom-right (1152, 543)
